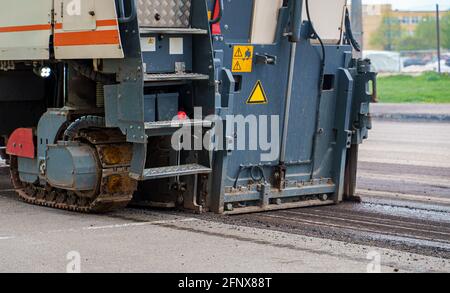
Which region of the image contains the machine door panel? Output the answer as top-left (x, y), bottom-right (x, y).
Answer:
top-left (218, 0), bottom-right (288, 187)
top-left (224, 43), bottom-right (290, 187)
top-left (61, 0), bottom-right (96, 31)
top-left (54, 0), bottom-right (124, 59)
top-left (0, 0), bottom-right (53, 60)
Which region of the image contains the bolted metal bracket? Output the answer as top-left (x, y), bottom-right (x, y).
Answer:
top-left (260, 183), bottom-right (271, 208)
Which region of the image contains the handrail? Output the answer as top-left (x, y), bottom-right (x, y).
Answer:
top-left (118, 0), bottom-right (137, 23)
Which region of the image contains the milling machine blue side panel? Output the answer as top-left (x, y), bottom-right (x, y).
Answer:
top-left (46, 144), bottom-right (98, 191)
top-left (103, 12), bottom-right (146, 144)
top-left (141, 35), bottom-right (193, 73)
top-left (18, 158), bottom-right (38, 183)
top-left (207, 0), bottom-right (358, 211)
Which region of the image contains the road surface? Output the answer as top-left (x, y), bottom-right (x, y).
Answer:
top-left (0, 120), bottom-right (449, 273)
top-left (219, 121), bottom-right (450, 258)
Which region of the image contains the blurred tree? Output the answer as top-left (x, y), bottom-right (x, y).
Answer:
top-left (371, 13), bottom-right (450, 51)
top-left (397, 14), bottom-right (450, 51)
top-left (370, 15), bottom-right (404, 51)
top-left (409, 16), bottom-right (436, 50)
top-left (441, 14), bottom-right (450, 49)
top-left (398, 36), bottom-right (428, 51)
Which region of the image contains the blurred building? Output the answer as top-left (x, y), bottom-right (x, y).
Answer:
top-left (363, 4), bottom-right (448, 50)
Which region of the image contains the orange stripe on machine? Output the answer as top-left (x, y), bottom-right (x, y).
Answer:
top-left (0, 19), bottom-right (117, 34)
top-left (0, 24), bottom-right (51, 33)
top-left (54, 30), bottom-right (120, 46)
top-left (96, 19), bottom-right (118, 27)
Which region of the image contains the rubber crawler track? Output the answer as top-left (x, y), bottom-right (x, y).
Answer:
top-left (10, 129), bottom-right (137, 213)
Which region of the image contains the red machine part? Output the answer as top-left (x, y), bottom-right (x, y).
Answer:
top-left (6, 128), bottom-right (35, 159)
top-left (211, 0), bottom-right (222, 35)
top-left (177, 111), bottom-right (188, 120)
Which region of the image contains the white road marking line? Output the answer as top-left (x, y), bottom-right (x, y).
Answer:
top-left (83, 218), bottom-right (199, 231)
top-left (0, 236), bottom-right (15, 240)
top-left (0, 218), bottom-right (200, 240)
top-left (358, 171), bottom-right (450, 187)
top-left (357, 189), bottom-right (450, 205)
top-left (359, 158), bottom-right (450, 169)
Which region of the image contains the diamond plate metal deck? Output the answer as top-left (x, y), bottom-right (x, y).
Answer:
top-left (137, 0), bottom-right (192, 28)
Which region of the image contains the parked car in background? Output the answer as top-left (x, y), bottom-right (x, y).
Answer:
top-left (363, 50), bottom-right (402, 73)
top-left (403, 58), bottom-right (428, 68)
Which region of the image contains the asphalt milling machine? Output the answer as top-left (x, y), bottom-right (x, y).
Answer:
top-left (0, 0), bottom-right (375, 214)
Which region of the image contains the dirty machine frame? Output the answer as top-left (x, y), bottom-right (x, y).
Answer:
top-left (0, 0), bottom-right (375, 214)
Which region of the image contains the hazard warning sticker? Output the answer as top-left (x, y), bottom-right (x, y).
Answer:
top-left (232, 46), bottom-right (254, 73)
top-left (247, 81), bottom-right (268, 104)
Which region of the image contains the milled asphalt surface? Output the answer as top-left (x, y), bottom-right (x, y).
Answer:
top-left (0, 113), bottom-right (449, 272)
top-left (0, 189), bottom-right (448, 273)
top-left (371, 103), bottom-right (450, 122)
top-left (202, 121), bottom-right (450, 260)
top-left (358, 120), bottom-right (450, 199)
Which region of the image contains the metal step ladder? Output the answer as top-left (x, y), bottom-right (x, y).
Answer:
top-left (144, 73), bottom-right (209, 82)
top-left (144, 119), bottom-right (212, 137)
top-left (139, 119), bottom-right (213, 182)
top-left (135, 0), bottom-right (212, 187)
top-left (138, 20), bottom-right (209, 83)
top-left (140, 27), bottom-right (208, 35)
top-left (142, 164), bottom-right (211, 180)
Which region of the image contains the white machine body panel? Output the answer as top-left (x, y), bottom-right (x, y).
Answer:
top-left (250, 0), bottom-right (284, 45)
top-left (54, 0), bottom-right (124, 59)
top-left (302, 0), bottom-right (348, 43)
top-left (0, 0), bottom-right (53, 60)
top-left (0, 0), bottom-right (348, 60)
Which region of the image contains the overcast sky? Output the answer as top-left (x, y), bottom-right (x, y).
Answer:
top-left (361, 0), bottom-right (450, 11)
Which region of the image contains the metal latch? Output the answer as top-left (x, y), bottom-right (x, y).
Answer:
top-left (255, 54), bottom-right (277, 65)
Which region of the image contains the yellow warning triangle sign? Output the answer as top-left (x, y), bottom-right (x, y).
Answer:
top-left (233, 61), bottom-right (242, 71)
top-left (234, 48), bottom-right (243, 58)
top-left (247, 81), bottom-right (268, 104)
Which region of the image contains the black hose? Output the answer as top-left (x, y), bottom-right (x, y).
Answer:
top-left (344, 8), bottom-right (361, 52)
top-left (233, 165), bottom-right (266, 188)
top-left (305, 0), bottom-right (326, 180)
top-left (250, 166), bottom-right (266, 183)
top-left (209, 0), bottom-right (223, 24)
top-left (305, 0), bottom-right (326, 90)
top-left (118, 0), bottom-right (137, 23)
top-left (233, 165), bottom-right (244, 188)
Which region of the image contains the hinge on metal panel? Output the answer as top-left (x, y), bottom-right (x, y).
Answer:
top-left (345, 130), bottom-right (353, 149)
top-left (360, 102), bottom-right (370, 115)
